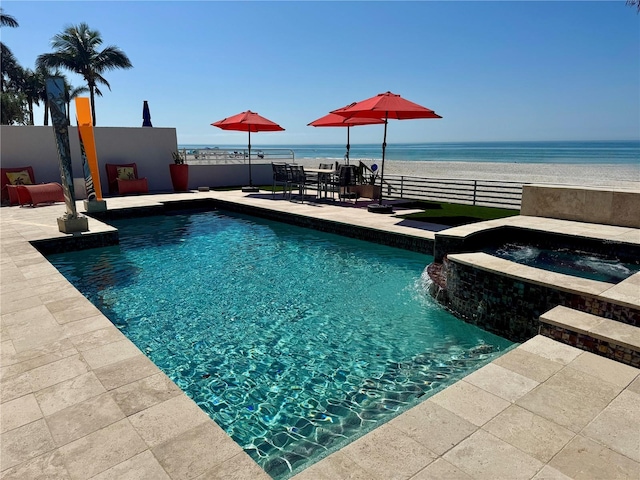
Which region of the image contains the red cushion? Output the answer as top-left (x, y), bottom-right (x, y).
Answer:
top-left (117, 178), bottom-right (148, 195)
top-left (15, 183), bottom-right (65, 207)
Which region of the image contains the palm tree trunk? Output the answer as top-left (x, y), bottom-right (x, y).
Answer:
top-left (43, 99), bottom-right (49, 125)
top-left (90, 86), bottom-right (96, 126)
top-left (28, 100), bottom-right (34, 125)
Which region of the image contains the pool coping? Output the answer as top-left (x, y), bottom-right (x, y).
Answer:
top-left (2, 190), bottom-right (639, 479)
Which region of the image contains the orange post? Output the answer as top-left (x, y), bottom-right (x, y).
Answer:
top-left (75, 97), bottom-right (103, 200)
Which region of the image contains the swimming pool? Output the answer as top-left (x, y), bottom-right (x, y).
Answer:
top-left (48, 209), bottom-right (513, 478)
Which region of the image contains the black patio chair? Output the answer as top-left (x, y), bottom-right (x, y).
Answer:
top-left (271, 163), bottom-right (291, 198)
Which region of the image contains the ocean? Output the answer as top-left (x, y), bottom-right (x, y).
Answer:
top-left (179, 140), bottom-right (639, 165)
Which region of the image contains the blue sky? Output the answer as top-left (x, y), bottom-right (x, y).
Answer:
top-left (3, 1), bottom-right (639, 145)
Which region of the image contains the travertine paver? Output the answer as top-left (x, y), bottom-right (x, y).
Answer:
top-left (110, 372), bottom-right (183, 416)
top-left (429, 380), bottom-right (511, 427)
top-left (389, 399), bottom-right (477, 456)
top-left (531, 465), bottom-right (574, 480)
top-left (151, 421), bottom-right (246, 479)
top-left (34, 371), bottom-right (106, 416)
top-left (568, 351), bottom-right (639, 388)
top-left (483, 404), bottom-right (574, 462)
top-left (90, 450), bottom-right (170, 480)
top-left (581, 389), bottom-right (640, 462)
top-left (492, 347), bottom-right (564, 383)
top-left (56, 418), bottom-right (147, 480)
top-left (462, 363), bottom-right (539, 402)
top-left (339, 422), bottom-right (438, 479)
top-left (519, 335), bottom-right (583, 365)
top-left (443, 429), bottom-right (544, 480)
top-left (128, 394), bottom-right (211, 447)
top-left (410, 458), bottom-right (474, 480)
top-left (2, 191), bottom-right (640, 480)
top-left (0, 393), bottom-right (42, 433)
top-left (46, 392), bottom-right (125, 447)
top-left (549, 435), bottom-right (640, 480)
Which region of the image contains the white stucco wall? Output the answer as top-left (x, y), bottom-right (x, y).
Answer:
top-left (0, 126), bottom-right (271, 192)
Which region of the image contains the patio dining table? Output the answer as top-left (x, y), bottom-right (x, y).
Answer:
top-left (303, 167), bottom-right (336, 198)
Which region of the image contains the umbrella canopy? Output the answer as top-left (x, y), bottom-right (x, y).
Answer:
top-left (211, 110), bottom-right (284, 132)
top-left (211, 110), bottom-right (284, 191)
top-left (308, 104), bottom-right (384, 164)
top-left (332, 92), bottom-right (441, 211)
top-left (142, 100), bottom-right (152, 127)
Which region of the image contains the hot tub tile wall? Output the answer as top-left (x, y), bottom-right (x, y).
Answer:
top-left (443, 260), bottom-right (640, 343)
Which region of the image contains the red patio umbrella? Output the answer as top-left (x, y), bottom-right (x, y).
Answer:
top-left (308, 104), bottom-right (385, 165)
top-left (211, 110), bottom-right (285, 192)
top-left (333, 91), bottom-right (442, 213)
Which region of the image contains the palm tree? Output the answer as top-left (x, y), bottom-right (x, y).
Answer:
top-left (37, 22), bottom-right (132, 126)
top-left (21, 68), bottom-right (43, 125)
top-left (0, 8), bottom-right (19, 93)
top-left (0, 8), bottom-right (19, 27)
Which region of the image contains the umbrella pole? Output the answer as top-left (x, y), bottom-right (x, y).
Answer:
top-left (248, 130), bottom-right (252, 186)
top-left (346, 126), bottom-right (350, 165)
top-left (242, 129), bottom-right (259, 193)
top-left (379, 116), bottom-right (388, 205)
top-left (367, 115), bottom-right (393, 214)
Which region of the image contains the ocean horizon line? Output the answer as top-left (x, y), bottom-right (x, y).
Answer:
top-left (178, 140), bottom-right (639, 166)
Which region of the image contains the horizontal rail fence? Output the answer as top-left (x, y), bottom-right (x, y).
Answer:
top-left (182, 148), bottom-right (295, 165)
top-left (382, 174), bottom-right (524, 209)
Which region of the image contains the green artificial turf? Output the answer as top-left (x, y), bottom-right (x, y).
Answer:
top-left (395, 200), bottom-right (519, 226)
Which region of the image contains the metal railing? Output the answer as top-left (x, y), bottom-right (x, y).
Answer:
top-left (182, 148), bottom-right (295, 165)
top-left (381, 175), bottom-right (524, 209)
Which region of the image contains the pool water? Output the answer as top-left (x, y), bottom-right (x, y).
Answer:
top-left (48, 210), bottom-right (513, 479)
top-left (485, 243), bottom-right (640, 283)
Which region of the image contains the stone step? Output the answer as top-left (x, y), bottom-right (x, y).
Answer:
top-left (539, 305), bottom-right (640, 367)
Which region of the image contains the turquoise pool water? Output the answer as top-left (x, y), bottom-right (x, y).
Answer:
top-left (48, 210), bottom-right (513, 478)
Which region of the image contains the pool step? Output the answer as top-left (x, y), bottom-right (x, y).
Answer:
top-left (539, 305), bottom-right (640, 368)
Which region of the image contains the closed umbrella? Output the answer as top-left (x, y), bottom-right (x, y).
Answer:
top-left (142, 100), bottom-right (152, 127)
top-left (308, 104), bottom-right (385, 165)
top-left (333, 91), bottom-right (441, 213)
top-left (211, 110), bottom-right (285, 192)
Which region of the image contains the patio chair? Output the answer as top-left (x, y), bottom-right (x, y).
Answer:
top-left (105, 163), bottom-right (149, 196)
top-left (335, 165), bottom-right (359, 204)
top-left (271, 163), bottom-right (291, 199)
top-left (317, 163), bottom-right (335, 200)
top-left (287, 164), bottom-right (313, 203)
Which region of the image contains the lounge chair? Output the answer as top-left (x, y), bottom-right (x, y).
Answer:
top-left (15, 183), bottom-right (65, 207)
top-left (1, 166), bottom-right (64, 207)
top-left (105, 163), bottom-right (149, 195)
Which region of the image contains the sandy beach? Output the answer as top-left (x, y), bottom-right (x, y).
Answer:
top-left (294, 158), bottom-right (640, 190)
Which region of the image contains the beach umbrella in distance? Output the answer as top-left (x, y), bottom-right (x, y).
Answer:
top-left (333, 91), bottom-right (441, 213)
top-left (307, 104), bottom-right (385, 165)
top-left (211, 110), bottom-right (284, 192)
top-left (142, 100), bottom-right (152, 127)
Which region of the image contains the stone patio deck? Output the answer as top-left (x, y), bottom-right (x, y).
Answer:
top-left (1, 190), bottom-right (638, 479)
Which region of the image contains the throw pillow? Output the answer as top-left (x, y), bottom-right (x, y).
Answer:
top-left (116, 166), bottom-right (135, 180)
top-left (6, 170), bottom-right (33, 185)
